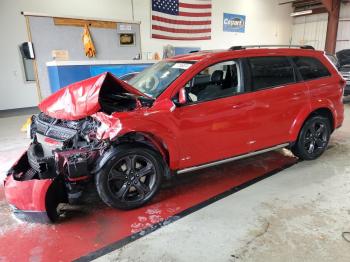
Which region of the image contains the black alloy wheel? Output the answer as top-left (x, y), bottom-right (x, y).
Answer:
top-left (303, 122), bottom-right (328, 154)
top-left (108, 155), bottom-right (156, 202)
top-left (96, 145), bottom-right (164, 210)
top-left (292, 116), bottom-right (331, 160)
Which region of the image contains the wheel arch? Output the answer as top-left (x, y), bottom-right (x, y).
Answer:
top-left (94, 132), bottom-right (173, 178)
top-left (308, 108), bottom-right (335, 131)
top-left (290, 107), bottom-right (335, 142)
top-left (116, 131), bottom-right (170, 164)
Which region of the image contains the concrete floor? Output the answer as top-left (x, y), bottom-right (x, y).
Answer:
top-left (0, 99), bottom-right (349, 261)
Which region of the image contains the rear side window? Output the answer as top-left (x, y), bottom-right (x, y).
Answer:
top-left (248, 56), bottom-right (295, 91)
top-left (293, 56), bottom-right (331, 81)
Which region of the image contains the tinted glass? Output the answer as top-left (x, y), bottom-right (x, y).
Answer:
top-left (248, 56), bottom-right (295, 91)
top-left (293, 56), bottom-right (331, 81)
top-left (185, 60), bottom-right (243, 103)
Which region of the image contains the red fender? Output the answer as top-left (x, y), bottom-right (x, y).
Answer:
top-left (289, 100), bottom-right (338, 142)
top-left (289, 105), bottom-right (311, 142)
top-left (93, 99), bottom-right (181, 170)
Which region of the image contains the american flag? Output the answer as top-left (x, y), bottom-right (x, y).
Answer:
top-left (151, 0), bottom-right (212, 40)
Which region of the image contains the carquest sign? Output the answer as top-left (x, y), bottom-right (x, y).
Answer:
top-left (223, 13), bottom-right (246, 33)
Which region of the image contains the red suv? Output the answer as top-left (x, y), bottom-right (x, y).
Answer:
top-left (4, 46), bottom-right (345, 222)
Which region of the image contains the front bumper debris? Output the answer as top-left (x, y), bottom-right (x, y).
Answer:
top-left (4, 173), bottom-right (53, 222)
top-left (3, 149), bottom-right (69, 222)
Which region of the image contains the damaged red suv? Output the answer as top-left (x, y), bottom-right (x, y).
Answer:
top-left (4, 46), bottom-right (345, 222)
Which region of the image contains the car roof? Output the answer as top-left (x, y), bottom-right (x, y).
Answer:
top-left (167, 48), bottom-right (325, 62)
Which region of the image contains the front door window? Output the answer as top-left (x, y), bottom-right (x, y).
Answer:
top-left (185, 60), bottom-right (243, 103)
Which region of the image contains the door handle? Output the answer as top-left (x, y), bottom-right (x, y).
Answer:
top-left (232, 102), bottom-right (254, 110)
top-left (292, 91), bottom-right (303, 97)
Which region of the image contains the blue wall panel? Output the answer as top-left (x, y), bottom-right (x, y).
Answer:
top-left (47, 63), bottom-right (153, 94)
top-left (90, 64), bottom-right (152, 77)
top-left (58, 66), bottom-right (91, 90)
top-left (47, 66), bottom-right (60, 94)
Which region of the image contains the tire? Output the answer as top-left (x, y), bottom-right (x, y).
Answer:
top-left (45, 178), bottom-right (67, 222)
top-left (95, 145), bottom-right (164, 210)
top-left (291, 115), bottom-right (331, 160)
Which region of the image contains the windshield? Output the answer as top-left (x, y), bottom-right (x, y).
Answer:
top-left (128, 61), bottom-right (193, 98)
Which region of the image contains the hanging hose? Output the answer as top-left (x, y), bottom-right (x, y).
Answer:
top-left (82, 24), bottom-right (96, 58)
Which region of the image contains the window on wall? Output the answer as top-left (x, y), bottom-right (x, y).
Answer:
top-left (185, 60), bottom-right (243, 103)
top-left (248, 56), bottom-right (296, 91)
top-left (292, 56), bottom-right (331, 81)
top-left (19, 46), bottom-right (35, 82)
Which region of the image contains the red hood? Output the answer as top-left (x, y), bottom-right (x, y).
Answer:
top-left (39, 72), bottom-right (146, 120)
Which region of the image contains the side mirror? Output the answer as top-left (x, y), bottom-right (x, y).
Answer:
top-left (172, 87), bottom-right (187, 106)
top-left (178, 87), bottom-right (187, 104)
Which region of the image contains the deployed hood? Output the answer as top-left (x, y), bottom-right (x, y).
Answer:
top-left (337, 49), bottom-right (350, 67)
top-left (39, 72), bottom-right (148, 121)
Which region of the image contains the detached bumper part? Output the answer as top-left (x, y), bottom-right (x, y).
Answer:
top-left (10, 206), bottom-right (52, 223)
top-left (4, 174), bottom-right (54, 222)
top-left (4, 150), bottom-right (67, 222)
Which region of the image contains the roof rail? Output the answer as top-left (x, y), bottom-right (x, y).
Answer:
top-left (229, 45), bottom-right (315, 51)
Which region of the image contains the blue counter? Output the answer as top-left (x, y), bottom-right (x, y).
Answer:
top-left (47, 60), bottom-right (155, 93)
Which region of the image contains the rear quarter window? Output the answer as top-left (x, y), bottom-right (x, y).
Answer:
top-left (248, 56), bottom-right (296, 91)
top-left (292, 56), bottom-right (331, 81)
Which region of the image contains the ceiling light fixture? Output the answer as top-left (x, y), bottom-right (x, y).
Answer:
top-left (290, 10), bottom-right (313, 16)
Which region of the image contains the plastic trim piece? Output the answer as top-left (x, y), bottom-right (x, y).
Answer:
top-left (177, 143), bottom-right (289, 174)
top-left (229, 45), bottom-right (315, 51)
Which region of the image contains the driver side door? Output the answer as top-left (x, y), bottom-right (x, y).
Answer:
top-left (173, 59), bottom-right (254, 170)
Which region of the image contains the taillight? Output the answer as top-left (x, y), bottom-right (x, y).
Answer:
top-left (339, 78), bottom-right (346, 96)
top-left (340, 78), bottom-right (346, 86)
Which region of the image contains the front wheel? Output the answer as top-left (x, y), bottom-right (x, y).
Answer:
top-left (291, 116), bottom-right (331, 160)
top-left (95, 145), bottom-right (164, 210)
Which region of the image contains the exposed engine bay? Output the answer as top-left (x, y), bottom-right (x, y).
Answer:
top-left (9, 112), bottom-right (106, 205)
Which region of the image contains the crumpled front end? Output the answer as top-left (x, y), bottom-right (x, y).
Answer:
top-left (38, 72), bottom-right (149, 121)
top-left (4, 112), bottom-right (106, 222)
top-left (4, 72), bottom-right (155, 222)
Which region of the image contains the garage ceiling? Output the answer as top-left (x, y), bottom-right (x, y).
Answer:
top-left (279, 0), bottom-right (347, 14)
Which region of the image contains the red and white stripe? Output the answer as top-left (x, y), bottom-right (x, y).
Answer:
top-left (152, 0), bottom-right (212, 40)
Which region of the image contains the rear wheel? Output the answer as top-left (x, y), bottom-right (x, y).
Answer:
top-left (291, 116), bottom-right (331, 160)
top-left (95, 145), bottom-right (164, 210)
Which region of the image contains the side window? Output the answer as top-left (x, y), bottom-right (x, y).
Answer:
top-left (292, 56), bottom-right (331, 81)
top-left (185, 60), bottom-right (243, 103)
top-left (248, 56), bottom-right (296, 91)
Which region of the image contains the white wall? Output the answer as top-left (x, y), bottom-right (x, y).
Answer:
top-left (135, 0), bottom-right (293, 52)
top-left (0, 0), bottom-right (293, 110)
top-left (291, 2), bottom-right (350, 53)
top-left (0, 0), bottom-right (133, 110)
top-left (336, 2), bottom-right (350, 52)
top-left (291, 13), bottom-right (328, 51)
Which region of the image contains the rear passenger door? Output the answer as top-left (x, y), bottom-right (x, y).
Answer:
top-left (246, 56), bottom-right (309, 151)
